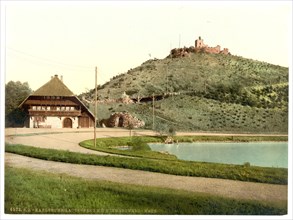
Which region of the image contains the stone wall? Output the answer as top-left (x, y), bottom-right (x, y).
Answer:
top-left (99, 112), bottom-right (145, 128)
top-left (204, 45), bottom-right (221, 54)
top-left (169, 36), bottom-right (230, 58)
top-left (220, 48), bottom-right (229, 55)
top-left (170, 47), bottom-right (194, 58)
top-left (195, 37), bottom-right (229, 55)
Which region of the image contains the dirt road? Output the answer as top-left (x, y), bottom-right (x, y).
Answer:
top-left (5, 128), bottom-right (139, 155)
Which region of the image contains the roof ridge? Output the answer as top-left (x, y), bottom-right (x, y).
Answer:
top-left (32, 75), bottom-right (74, 96)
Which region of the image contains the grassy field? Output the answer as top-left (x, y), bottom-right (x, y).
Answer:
top-left (5, 167), bottom-right (287, 215)
top-left (92, 53), bottom-right (288, 101)
top-left (5, 142), bottom-right (288, 184)
top-left (95, 96), bottom-right (288, 133)
top-left (79, 52), bottom-right (288, 133)
top-left (80, 135), bottom-right (177, 160)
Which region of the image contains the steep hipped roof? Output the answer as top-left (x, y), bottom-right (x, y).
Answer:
top-left (33, 75), bottom-right (74, 96)
top-left (19, 75), bottom-right (74, 108)
top-left (19, 75), bottom-right (95, 120)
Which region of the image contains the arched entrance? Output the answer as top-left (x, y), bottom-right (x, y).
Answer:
top-left (118, 117), bottom-right (124, 127)
top-left (63, 118), bottom-right (72, 128)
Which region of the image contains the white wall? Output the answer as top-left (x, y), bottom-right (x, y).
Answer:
top-left (46, 117), bottom-right (62, 128)
top-left (29, 117), bottom-right (34, 128)
top-left (29, 116), bottom-right (79, 128)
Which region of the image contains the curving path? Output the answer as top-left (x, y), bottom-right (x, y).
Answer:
top-left (5, 128), bottom-right (155, 156)
top-left (4, 128), bottom-right (288, 203)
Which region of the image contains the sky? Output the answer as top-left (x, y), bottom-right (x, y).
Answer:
top-left (1, 0), bottom-right (292, 95)
top-left (0, 2), bottom-right (293, 219)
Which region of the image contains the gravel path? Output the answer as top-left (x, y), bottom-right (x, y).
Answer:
top-left (6, 131), bottom-right (110, 156)
top-left (5, 153), bottom-right (287, 203)
top-left (4, 128), bottom-right (288, 203)
top-left (5, 128), bottom-right (154, 156)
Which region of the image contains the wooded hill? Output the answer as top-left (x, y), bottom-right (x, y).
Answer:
top-left (79, 52), bottom-right (288, 133)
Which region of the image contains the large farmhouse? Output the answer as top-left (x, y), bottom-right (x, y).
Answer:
top-left (19, 75), bottom-right (95, 128)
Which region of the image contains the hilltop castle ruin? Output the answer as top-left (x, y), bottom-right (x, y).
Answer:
top-left (170, 36), bottom-right (230, 58)
top-left (195, 36), bottom-right (229, 55)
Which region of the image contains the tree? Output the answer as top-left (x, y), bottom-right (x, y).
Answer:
top-left (126, 122), bottom-right (135, 138)
top-left (5, 81), bottom-right (32, 127)
top-left (168, 126), bottom-right (176, 137)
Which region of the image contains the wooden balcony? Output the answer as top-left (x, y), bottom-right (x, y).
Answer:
top-left (28, 109), bottom-right (82, 117)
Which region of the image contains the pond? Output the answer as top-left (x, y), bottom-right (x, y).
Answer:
top-left (148, 142), bottom-right (288, 168)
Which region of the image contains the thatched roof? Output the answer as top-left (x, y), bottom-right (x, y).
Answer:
top-left (33, 75), bottom-right (74, 96)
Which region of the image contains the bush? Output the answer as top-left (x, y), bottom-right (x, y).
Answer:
top-left (128, 137), bottom-right (151, 151)
top-left (168, 127), bottom-right (176, 136)
top-left (243, 162), bottom-right (251, 167)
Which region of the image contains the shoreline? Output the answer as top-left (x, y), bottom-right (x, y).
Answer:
top-left (4, 127), bottom-right (288, 137)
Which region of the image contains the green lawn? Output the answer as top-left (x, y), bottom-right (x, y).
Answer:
top-left (80, 135), bottom-right (177, 160)
top-left (5, 167), bottom-right (287, 215)
top-left (79, 135), bottom-right (288, 160)
top-left (5, 143), bottom-right (288, 184)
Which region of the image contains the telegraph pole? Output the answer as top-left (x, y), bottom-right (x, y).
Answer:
top-left (166, 65), bottom-right (169, 95)
top-left (152, 93), bottom-right (155, 130)
top-left (94, 66), bottom-right (97, 148)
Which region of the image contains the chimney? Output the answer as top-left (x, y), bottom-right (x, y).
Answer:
top-left (61, 75), bottom-right (63, 82)
top-left (54, 74), bottom-right (58, 78)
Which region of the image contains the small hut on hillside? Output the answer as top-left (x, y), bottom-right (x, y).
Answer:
top-left (19, 75), bottom-right (95, 128)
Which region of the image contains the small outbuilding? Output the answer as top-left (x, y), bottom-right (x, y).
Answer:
top-left (19, 75), bottom-right (95, 128)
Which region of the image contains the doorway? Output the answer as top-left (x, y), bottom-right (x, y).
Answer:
top-left (118, 117), bottom-right (124, 127)
top-left (63, 118), bottom-right (72, 128)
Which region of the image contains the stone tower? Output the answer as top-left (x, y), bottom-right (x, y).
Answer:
top-left (195, 36), bottom-right (205, 48)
